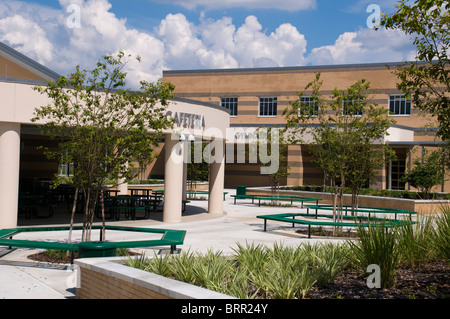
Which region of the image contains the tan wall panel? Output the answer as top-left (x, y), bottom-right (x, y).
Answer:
top-left (0, 56), bottom-right (46, 81)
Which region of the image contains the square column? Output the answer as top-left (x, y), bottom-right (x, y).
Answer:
top-left (0, 122), bottom-right (21, 229)
top-left (163, 134), bottom-right (184, 223)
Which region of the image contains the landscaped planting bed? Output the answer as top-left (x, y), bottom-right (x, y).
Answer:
top-left (124, 211), bottom-right (450, 299)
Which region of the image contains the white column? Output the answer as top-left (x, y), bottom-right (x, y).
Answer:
top-left (117, 162), bottom-right (129, 195)
top-left (163, 134), bottom-right (184, 223)
top-left (117, 179), bottom-right (128, 195)
top-left (0, 122), bottom-right (21, 229)
top-left (208, 139), bottom-right (225, 215)
top-left (182, 161), bottom-right (188, 201)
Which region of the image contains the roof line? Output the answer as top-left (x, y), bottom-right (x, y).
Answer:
top-left (0, 42), bottom-right (61, 81)
top-left (170, 96), bottom-right (229, 113)
top-left (163, 61), bottom-right (427, 75)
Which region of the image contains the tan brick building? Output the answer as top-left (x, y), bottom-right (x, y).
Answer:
top-left (163, 63), bottom-right (448, 192)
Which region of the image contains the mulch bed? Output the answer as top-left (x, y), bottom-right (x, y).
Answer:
top-left (28, 251), bottom-right (78, 264)
top-left (27, 250), bottom-right (139, 264)
top-left (294, 228), bottom-right (449, 299)
top-left (306, 261), bottom-right (450, 299)
top-left (295, 228), bottom-right (359, 238)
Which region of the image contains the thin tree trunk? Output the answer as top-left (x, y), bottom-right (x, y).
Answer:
top-left (101, 188), bottom-right (106, 241)
top-left (68, 187), bottom-right (79, 244)
top-left (332, 180), bottom-right (338, 236)
top-left (89, 188), bottom-right (99, 238)
top-left (82, 189), bottom-right (91, 242)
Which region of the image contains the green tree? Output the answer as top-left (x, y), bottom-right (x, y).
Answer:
top-left (256, 126), bottom-right (292, 200)
top-left (284, 74), bottom-right (394, 231)
top-left (32, 52), bottom-right (174, 242)
top-left (402, 149), bottom-right (445, 198)
top-left (186, 142), bottom-right (209, 191)
top-left (381, 0), bottom-right (450, 141)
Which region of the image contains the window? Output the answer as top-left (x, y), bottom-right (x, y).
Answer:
top-left (221, 97), bottom-right (238, 116)
top-left (343, 98), bottom-right (363, 116)
top-left (259, 97), bottom-right (277, 117)
top-left (388, 149), bottom-right (407, 190)
top-left (59, 162), bottom-right (74, 177)
top-left (299, 96), bottom-right (318, 116)
top-left (58, 149), bottom-right (74, 177)
top-left (389, 94), bottom-right (411, 115)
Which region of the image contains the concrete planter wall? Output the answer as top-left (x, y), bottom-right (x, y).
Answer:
top-left (75, 257), bottom-right (235, 299)
top-left (247, 187), bottom-right (450, 214)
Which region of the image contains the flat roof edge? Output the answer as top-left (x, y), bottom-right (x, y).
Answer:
top-left (170, 96), bottom-right (229, 113)
top-left (163, 61), bottom-right (427, 75)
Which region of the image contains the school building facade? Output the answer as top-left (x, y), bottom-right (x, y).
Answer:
top-left (162, 63), bottom-right (449, 192)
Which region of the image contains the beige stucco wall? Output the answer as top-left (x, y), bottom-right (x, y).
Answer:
top-left (0, 82), bottom-right (229, 140)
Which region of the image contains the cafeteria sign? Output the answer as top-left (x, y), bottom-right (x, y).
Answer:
top-left (165, 111), bottom-right (206, 129)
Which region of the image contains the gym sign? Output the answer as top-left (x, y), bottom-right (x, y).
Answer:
top-left (165, 111), bottom-right (206, 129)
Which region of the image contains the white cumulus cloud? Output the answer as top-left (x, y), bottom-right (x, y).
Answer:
top-left (307, 27), bottom-right (417, 65)
top-left (0, 0), bottom-right (418, 89)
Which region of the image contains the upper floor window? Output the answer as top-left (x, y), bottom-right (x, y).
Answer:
top-left (259, 97), bottom-right (277, 117)
top-left (299, 96), bottom-right (318, 117)
top-left (221, 97), bottom-right (238, 117)
top-left (59, 162), bottom-right (74, 177)
top-left (58, 149), bottom-right (74, 177)
top-left (389, 94), bottom-right (411, 115)
top-left (343, 98), bottom-right (363, 116)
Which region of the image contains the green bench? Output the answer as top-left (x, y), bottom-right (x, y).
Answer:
top-left (256, 212), bottom-right (413, 238)
top-left (101, 196), bottom-right (191, 220)
top-left (186, 191), bottom-right (228, 200)
top-left (304, 204), bottom-right (417, 221)
top-left (231, 194), bottom-right (322, 207)
top-left (154, 190), bottom-right (228, 201)
top-left (0, 225), bottom-right (187, 263)
top-left (18, 194), bottom-right (56, 219)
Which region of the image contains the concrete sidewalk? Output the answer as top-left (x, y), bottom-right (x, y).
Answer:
top-left (0, 190), bottom-right (345, 299)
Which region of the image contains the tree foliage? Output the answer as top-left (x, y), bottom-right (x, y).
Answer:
top-left (284, 74), bottom-right (394, 230)
top-left (381, 0), bottom-right (450, 141)
top-left (402, 148), bottom-right (445, 198)
top-left (32, 52), bottom-right (174, 241)
top-left (256, 126), bottom-right (292, 199)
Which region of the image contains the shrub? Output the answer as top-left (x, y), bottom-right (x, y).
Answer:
top-left (348, 221), bottom-right (400, 288)
top-left (396, 216), bottom-right (435, 268)
top-left (431, 206), bottom-right (450, 263)
top-left (302, 242), bottom-right (351, 287)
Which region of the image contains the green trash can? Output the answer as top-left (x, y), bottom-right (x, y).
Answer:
top-left (236, 185), bottom-right (246, 196)
top-left (78, 241), bottom-right (117, 259)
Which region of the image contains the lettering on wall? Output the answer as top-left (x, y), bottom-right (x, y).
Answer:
top-left (165, 111), bottom-right (206, 129)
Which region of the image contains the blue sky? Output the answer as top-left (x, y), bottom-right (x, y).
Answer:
top-left (0, 0), bottom-right (417, 87)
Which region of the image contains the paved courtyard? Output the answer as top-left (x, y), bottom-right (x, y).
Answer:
top-left (0, 189), bottom-right (346, 299)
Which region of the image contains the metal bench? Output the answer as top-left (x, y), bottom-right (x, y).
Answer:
top-left (304, 204), bottom-right (417, 221)
top-left (0, 226), bottom-right (187, 263)
top-left (231, 194), bottom-right (322, 207)
top-left (256, 212), bottom-right (413, 238)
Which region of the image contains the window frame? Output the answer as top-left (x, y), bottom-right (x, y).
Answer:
top-left (342, 98), bottom-right (363, 117)
top-left (258, 96), bottom-right (278, 117)
top-left (299, 96), bottom-right (319, 117)
top-left (389, 94), bottom-right (411, 116)
top-left (221, 97), bottom-right (238, 117)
